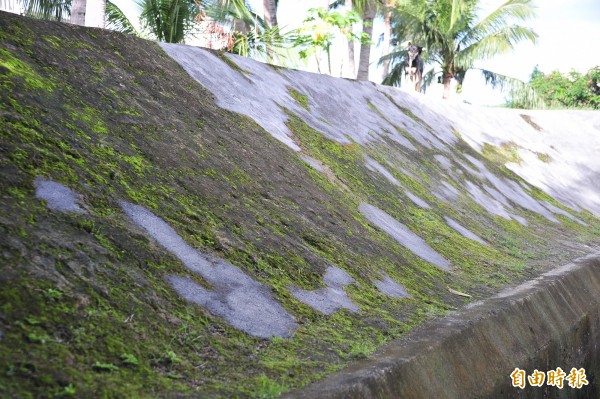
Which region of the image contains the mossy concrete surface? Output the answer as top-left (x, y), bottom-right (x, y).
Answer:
top-left (284, 253), bottom-right (600, 399)
top-left (1, 11), bottom-right (600, 398)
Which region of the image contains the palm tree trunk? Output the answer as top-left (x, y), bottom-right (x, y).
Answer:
top-left (84, 0), bottom-right (106, 27)
top-left (262, 0), bottom-right (278, 62)
top-left (98, 0), bottom-right (106, 28)
top-left (442, 71), bottom-right (453, 99)
top-left (381, 1), bottom-right (392, 81)
top-left (262, 0), bottom-right (277, 28)
top-left (70, 0), bottom-right (86, 25)
top-left (357, 1), bottom-right (374, 81)
top-left (233, 19), bottom-right (249, 35)
top-left (345, 0), bottom-right (355, 78)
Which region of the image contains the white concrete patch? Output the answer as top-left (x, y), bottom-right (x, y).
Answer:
top-left (542, 201), bottom-right (587, 225)
top-left (465, 180), bottom-right (528, 225)
top-left (301, 155), bottom-right (325, 172)
top-left (432, 180), bottom-right (461, 203)
top-left (444, 216), bottom-right (489, 246)
top-left (160, 44), bottom-right (454, 155)
top-left (447, 106), bottom-right (600, 217)
top-left (363, 156), bottom-right (430, 208)
top-left (434, 154), bottom-right (453, 171)
top-left (34, 177), bottom-right (84, 213)
top-left (377, 85), bottom-right (458, 150)
top-left (374, 274), bottom-right (411, 299)
top-left (359, 203), bottom-right (451, 270)
top-left (119, 201), bottom-right (298, 338)
top-left (404, 190), bottom-right (431, 209)
top-left (364, 156), bottom-right (400, 186)
top-left (159, 43), bottom-right (301, 151)
top-left (289, 266), bottom-right (360, 315)
top-left (476, 162), bottom-right (559, 222)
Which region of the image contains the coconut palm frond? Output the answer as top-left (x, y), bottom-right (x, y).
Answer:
top-left (232, 24), bottom-right (290, 60)
top-left (479, 68), bottom-right (545, 108)
top-left (21, 0), bottom-right (71, 21)
top-left (205, 0), bottom-right (254, 26)
top-left (450, 0), bottom-right (469, 31)
top-left (461, 0), bottom-right (536, 46)
top-left (457, 25), bottom-right (537, 67)
top-left (382, 61), bottom-right (405, 86)
top-left (106, 0), bottom-right (139, 35)
top-left (384, 0), bottom-right (537, 99)
top-left (421, 67), bottom-right (437, 92)
top-left (138, 0), bottom-right (199, 43)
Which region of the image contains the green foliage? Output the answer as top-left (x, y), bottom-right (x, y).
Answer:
top-left (205, 0), bottom-right (292, 63)
top-left (93, 361), bottom-right (120, 372)
top-left (293, 7), bottom-right (370, 74)
top-left (105, 0), bottom-right (139, 35)
top-left (256, 374), bottom-right (288, 398)
top-left (44, 288), bottom-right (64, 300)
top-left (384, 0), bottom-right (537, 98)
top-left (138, 0), bottom-right (200, 43)
top-left (19, 0), bottom-right (71, 22)
top-left (120, 353), bottom-right (140, 366)
top-left (348, 340), bottom-right (377, 359)
top-left (58, 383), bottom-right (77, 396)
top-left (508, 65), bottom-right (600, 109)
top-left (163, 350), bottom-right (182, 364)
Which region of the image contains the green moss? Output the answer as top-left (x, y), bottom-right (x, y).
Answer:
top-left (43, 35), bottom-right (63, 50)
top-left (535, 151), bottom-right (552, 163)
top-left (287, 87), bottom-right (310, 111)
top-left (217, 53), bottom-right (251, 75)
top-left (66, 105), bottom-right (109, 135)
top-left (520, 114), bottom-right (542, 131)
top-left (0, 48), bottom-right (55, 92)
top-left (482, 142), bottom-right (523, 165)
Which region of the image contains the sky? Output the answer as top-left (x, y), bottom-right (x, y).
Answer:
top-left (112, 0), bottom-right (600, 105)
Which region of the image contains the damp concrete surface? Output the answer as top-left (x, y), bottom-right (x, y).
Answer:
top-left (33, 178), bottom-right (415, 337)
top-left (359, 202), bottom-right (451, 270)
top-left (443, 216), bottom-right (488, 246)
top-left (34, 177), bottom-right (84, 213)
top-left (119, 201), bottom-right (298, 338)
top-left (289, 267), bottom-right (360, 315)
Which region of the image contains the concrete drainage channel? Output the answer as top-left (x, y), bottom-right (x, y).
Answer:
top-left (283, 253), bottom-right (600, 399)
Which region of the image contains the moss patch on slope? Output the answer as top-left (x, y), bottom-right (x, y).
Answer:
top-left (1, 12), bottom-right (599, 399)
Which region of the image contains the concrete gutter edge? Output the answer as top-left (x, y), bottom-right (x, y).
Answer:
top-left (283, 252), bottom-right (600, 399)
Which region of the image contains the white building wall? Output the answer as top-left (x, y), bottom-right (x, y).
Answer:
top-left (0, 0), bottom-right (23, 14)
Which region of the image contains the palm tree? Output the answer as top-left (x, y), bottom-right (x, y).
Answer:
top-left (380, 0), bottom-right (395, 79)
top-left (384, 0), bottom-right (538, 99)
top-left (17, 0), bottom-right (107, 26)
top-left (138, 0), bottom-right (200, 43)
top-left (70, 0), bottom-right (85, 24)
top-left (18, 0), bottom-right (72, 21)
top-left (333, 0), bottom-right (394, 81)
top-left (331, 0), bottom-right (375, 80)
top-left (105, 0), bottom-right (138, 34)
top-left (356, 0), bottom-right (374, 80)
top-left (343, 0), bottom-right (356, 77)
top-left (261, 0), bottom-right (279, 61)
top-left (262, 0), bottom-right (277, 28)
top-left (204, 0), bottom-right (287, 61)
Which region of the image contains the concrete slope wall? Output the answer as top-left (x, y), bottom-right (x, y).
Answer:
top-left (1, 11), bottom-right (600, 398)
top-left (284, 253), bottom-right (600, 399)
top-left (161, 43), bottom-right (600, 217)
